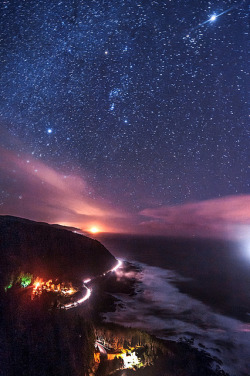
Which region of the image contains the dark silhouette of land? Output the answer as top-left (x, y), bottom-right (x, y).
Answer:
top-left (0, 217), bottom-right (233, 375)
top-left (0, 215), bottom-right (116, 287)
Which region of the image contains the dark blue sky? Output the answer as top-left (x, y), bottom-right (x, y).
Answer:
top-left (0, 0), bottom-right (249, 234)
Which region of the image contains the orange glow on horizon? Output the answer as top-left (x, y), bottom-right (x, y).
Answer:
top-left (89, 226), bottom-right (100, 234)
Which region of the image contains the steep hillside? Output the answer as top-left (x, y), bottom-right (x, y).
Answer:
top-left (0, 215), bottom-right (116, 286)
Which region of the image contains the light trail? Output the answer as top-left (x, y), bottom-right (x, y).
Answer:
top-left (83, 278), bottom-right (91, 284)
top-left (83, 259), bottom-right (122, 284)
top-left (64, 286), bottom-right (91, 309)
top-left (76, 286), bottom-right (91, 304)
top-left (64, 258), bottom-right (122, 309)
top-left (111, 259), bottom-right (123, 272)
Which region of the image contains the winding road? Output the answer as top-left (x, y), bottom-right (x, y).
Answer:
top-left (64, 259), bottom-right (122, 310)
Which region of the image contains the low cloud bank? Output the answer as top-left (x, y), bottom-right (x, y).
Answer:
top-left (140, 195), bottom-right (250, 239)
top-left (0, 147), bottom-right (128, 232)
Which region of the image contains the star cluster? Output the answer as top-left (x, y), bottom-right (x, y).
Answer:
top-left (0, 0), bottom-right (249, 224)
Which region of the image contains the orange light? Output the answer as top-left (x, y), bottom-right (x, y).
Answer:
top-left (89, 226), bottom-right (99, 234)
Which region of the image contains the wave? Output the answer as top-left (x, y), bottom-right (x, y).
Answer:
top-left (104, 261), bottom-right (250, 376)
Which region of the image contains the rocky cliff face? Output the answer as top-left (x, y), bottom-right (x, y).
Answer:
top-left (0, 215), bottom-right (116, 285)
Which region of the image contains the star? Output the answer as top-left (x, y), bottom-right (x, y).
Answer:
top-left (209, 15), bottom-right (217, 22)
top-left (190, 4), bottom-right (239, 34)
top-left (0, 0), bottom-right (248, 233)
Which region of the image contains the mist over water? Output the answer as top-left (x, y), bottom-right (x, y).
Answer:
top-left (99, 235), bottom-right (250, 376)
top-left (99, 235), bottom-right (250, 322)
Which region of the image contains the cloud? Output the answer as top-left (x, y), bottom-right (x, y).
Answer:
top-left (140, 195), bottom-right (250, 239)
top-left (0, 147), bottom-right (128, 232)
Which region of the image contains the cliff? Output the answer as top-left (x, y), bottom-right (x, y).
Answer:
top-left (0, 215), bottom-right (116, 285)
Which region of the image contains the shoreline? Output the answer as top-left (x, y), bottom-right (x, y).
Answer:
top-left (95, 260), bottom-right (249, 376)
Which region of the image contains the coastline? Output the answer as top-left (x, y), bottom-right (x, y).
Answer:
top-left (98, 260), bottom-right (249, 376)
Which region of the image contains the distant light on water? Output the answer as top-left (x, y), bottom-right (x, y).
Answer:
top-left (235, 225), bottom-right (250, 260)
top-left (244, 241), bottom-right (250, 259)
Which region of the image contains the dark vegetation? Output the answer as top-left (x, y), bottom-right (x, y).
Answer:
top-left (0, 284), bottom-right (230, 376)
top-left (0, 215), bottom-right (115, 375)
top-left (111, 346), bottom-right (230, 376)
top-left (0, 287), bottom-right (95, 376)
top-left (0, 217), bottom-right (231, 376)
top-left (94, 324), bottom-right (230, 376)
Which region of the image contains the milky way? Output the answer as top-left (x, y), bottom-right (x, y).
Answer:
top-left (0, 0), bottom-right (249, 231)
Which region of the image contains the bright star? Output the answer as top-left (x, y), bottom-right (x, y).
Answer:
top-left (189, 5), bottom-right (237, 35)
top-left (47, 128), bottom-right (52, 134)
top-left (209, 15), bottom-right (217, 22)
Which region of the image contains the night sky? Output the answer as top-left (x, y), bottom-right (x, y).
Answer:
top-left (0, 0), bottom-right (249, 236)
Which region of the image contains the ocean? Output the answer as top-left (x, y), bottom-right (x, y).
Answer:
top-left (98, 234), bottom-right (250, 376)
